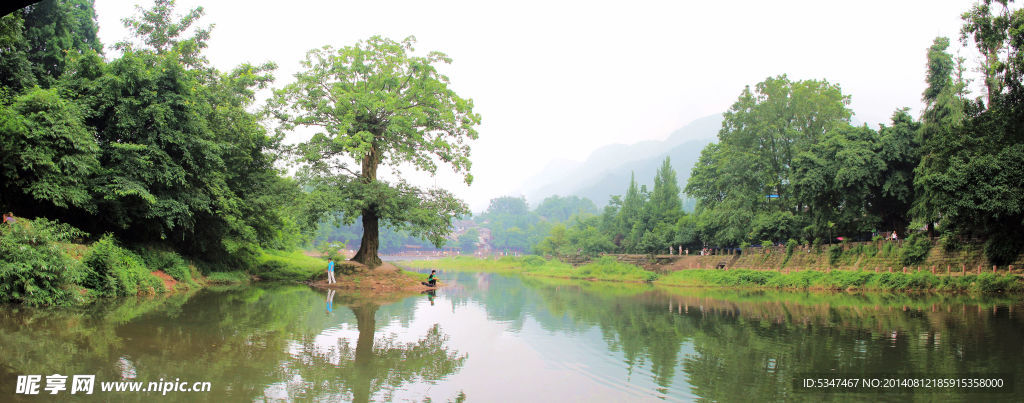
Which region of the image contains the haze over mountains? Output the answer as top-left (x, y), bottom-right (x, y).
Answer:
top-left (521, 114), bottom-right (723, 208)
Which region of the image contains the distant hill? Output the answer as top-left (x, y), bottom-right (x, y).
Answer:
top-left (522, 114), bottom-right (722, 207)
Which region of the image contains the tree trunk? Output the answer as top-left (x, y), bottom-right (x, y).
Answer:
top-left (352, 142), bottom-right (382, 267)
top-left (352, 209), bottom-right (382, 267)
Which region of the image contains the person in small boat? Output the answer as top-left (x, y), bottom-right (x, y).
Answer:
top-left (421, 270), bottom-right (438, 287)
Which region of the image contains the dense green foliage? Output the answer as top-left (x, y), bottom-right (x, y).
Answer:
top-left (136, 248), bottom-right (195, 285)
top-left (81, 235), bottom-right (165, 297)
top-left (0, 0), bottom-right (311, 291)
top-left (0, 218), bottom-right (88, 305)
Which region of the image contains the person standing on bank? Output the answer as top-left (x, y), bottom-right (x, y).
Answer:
top-left (327, 258), bottom-right (336, 284)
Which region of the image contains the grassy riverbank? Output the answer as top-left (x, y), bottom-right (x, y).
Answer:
top-left (399, 256), bottom-right (1024, 293)
top-left (0, 217), bottom-right (420, 306)
top-left (658, 268), bottom-right (1022, 293)
top-left (400, 256), bottom-right (657, 282)
top-left (0, 218), bottom-right (298, 306)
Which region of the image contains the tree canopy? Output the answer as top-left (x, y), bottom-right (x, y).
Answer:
top-left (271, 36), bottom-right (481, 266)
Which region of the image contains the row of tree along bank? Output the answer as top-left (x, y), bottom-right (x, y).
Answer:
top-left (0, 1), bottom-right (340, 306)
top-left (531, 1), bottom-right (1024, 267)
top-left (399, 255), bottom-right (1024, 294)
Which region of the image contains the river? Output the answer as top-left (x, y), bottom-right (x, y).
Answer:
top-left (2, 270), bottom-right (1022, 401)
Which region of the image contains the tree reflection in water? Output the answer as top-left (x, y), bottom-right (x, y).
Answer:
top-left (283, 300), bottom-right (467, 402)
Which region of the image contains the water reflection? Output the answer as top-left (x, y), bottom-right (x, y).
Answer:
top-left (0, 273), bottom-right (1021, 401)
top-left (281, 297), bottom-right (466, 402)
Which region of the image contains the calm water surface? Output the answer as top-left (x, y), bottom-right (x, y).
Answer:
top-left (2, 270), bottom-right (1023, 402)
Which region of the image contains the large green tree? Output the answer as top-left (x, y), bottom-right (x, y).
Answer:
top-left (271, 36), bottom-right (481, 266)
top-left (870, 109), bottom-right (922, 235)
top-left (0, 87), bottom-right (98, 213)
top-left (20, 0), bottom-right (102, 86)
top-left (47, 0), bottom-right (288, 263)
top-left (791, 125), bottom-right (884, 239)
top-left (0, 12), bottom-right (37, 92)
top-left (686, 75), bottom-right (853, 245)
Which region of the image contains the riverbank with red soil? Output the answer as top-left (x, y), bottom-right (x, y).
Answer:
top-left (309, 262), bottom-right (441, 293)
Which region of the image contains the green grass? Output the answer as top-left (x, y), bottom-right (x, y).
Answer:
top-left (656, 268), bottom-right (1024, 293)
top-left (400, 255), bottom-right (525, 272)
top-left (400, 256), bottom-right (658, 282)
top-left (204, 271), bottom-right (251, 285)
top-left (401, 256), bottom-right (1023, 294)
top-left (253, 249), bottom-right (332, 281)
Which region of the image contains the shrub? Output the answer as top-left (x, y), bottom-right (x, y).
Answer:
top-left (137, 248), bottom-right (194, 285)
top-left (785, 239), bottom-right (798, 257)
top-left (316, 241), bottom-right (346, 262)
top-left (82, 235), bottom-right (165, 297)
top-left (0, 218), bottom-right (89, 306)
top-left (522, 255), bottom-right (547, 267)
top-left (254, 249), bottom-right (325, 281)
top-left (828, 245), bottom-right (843, 266)
top-left (940, 233), bottom-right (963, 252)
top-left (881, 242), bottom-right (895, 257)
top-left (984, 236), bottom-right (1023, 266)
top-left (900, 233), bottom-right (932, 266)
top-left (575, 256), bottom-right (657, 282)
top-left (205, 271), bottom-right (250, 284)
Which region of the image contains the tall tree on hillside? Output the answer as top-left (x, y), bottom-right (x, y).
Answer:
top-left (647, 157), bottom-right (682, 224)
top-left (614, 173), bottom-right (647, 251)
top-left (913, 1), bottom-right (1024, 264)
top-left (271, 36), bottom-right (481, 266)
top-left (913, 37), bottom-right (968, 237)
top-left (20, 0), bottom-right (102, 86)
top-left (960, 0), bottom-right (1012, 105)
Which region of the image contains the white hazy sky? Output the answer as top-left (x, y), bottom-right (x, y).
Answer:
top-left (93, 0), bottom-right (977, 212)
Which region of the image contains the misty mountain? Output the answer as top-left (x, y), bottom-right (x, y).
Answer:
top-left (522, 114), bottom-right (722, 207)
